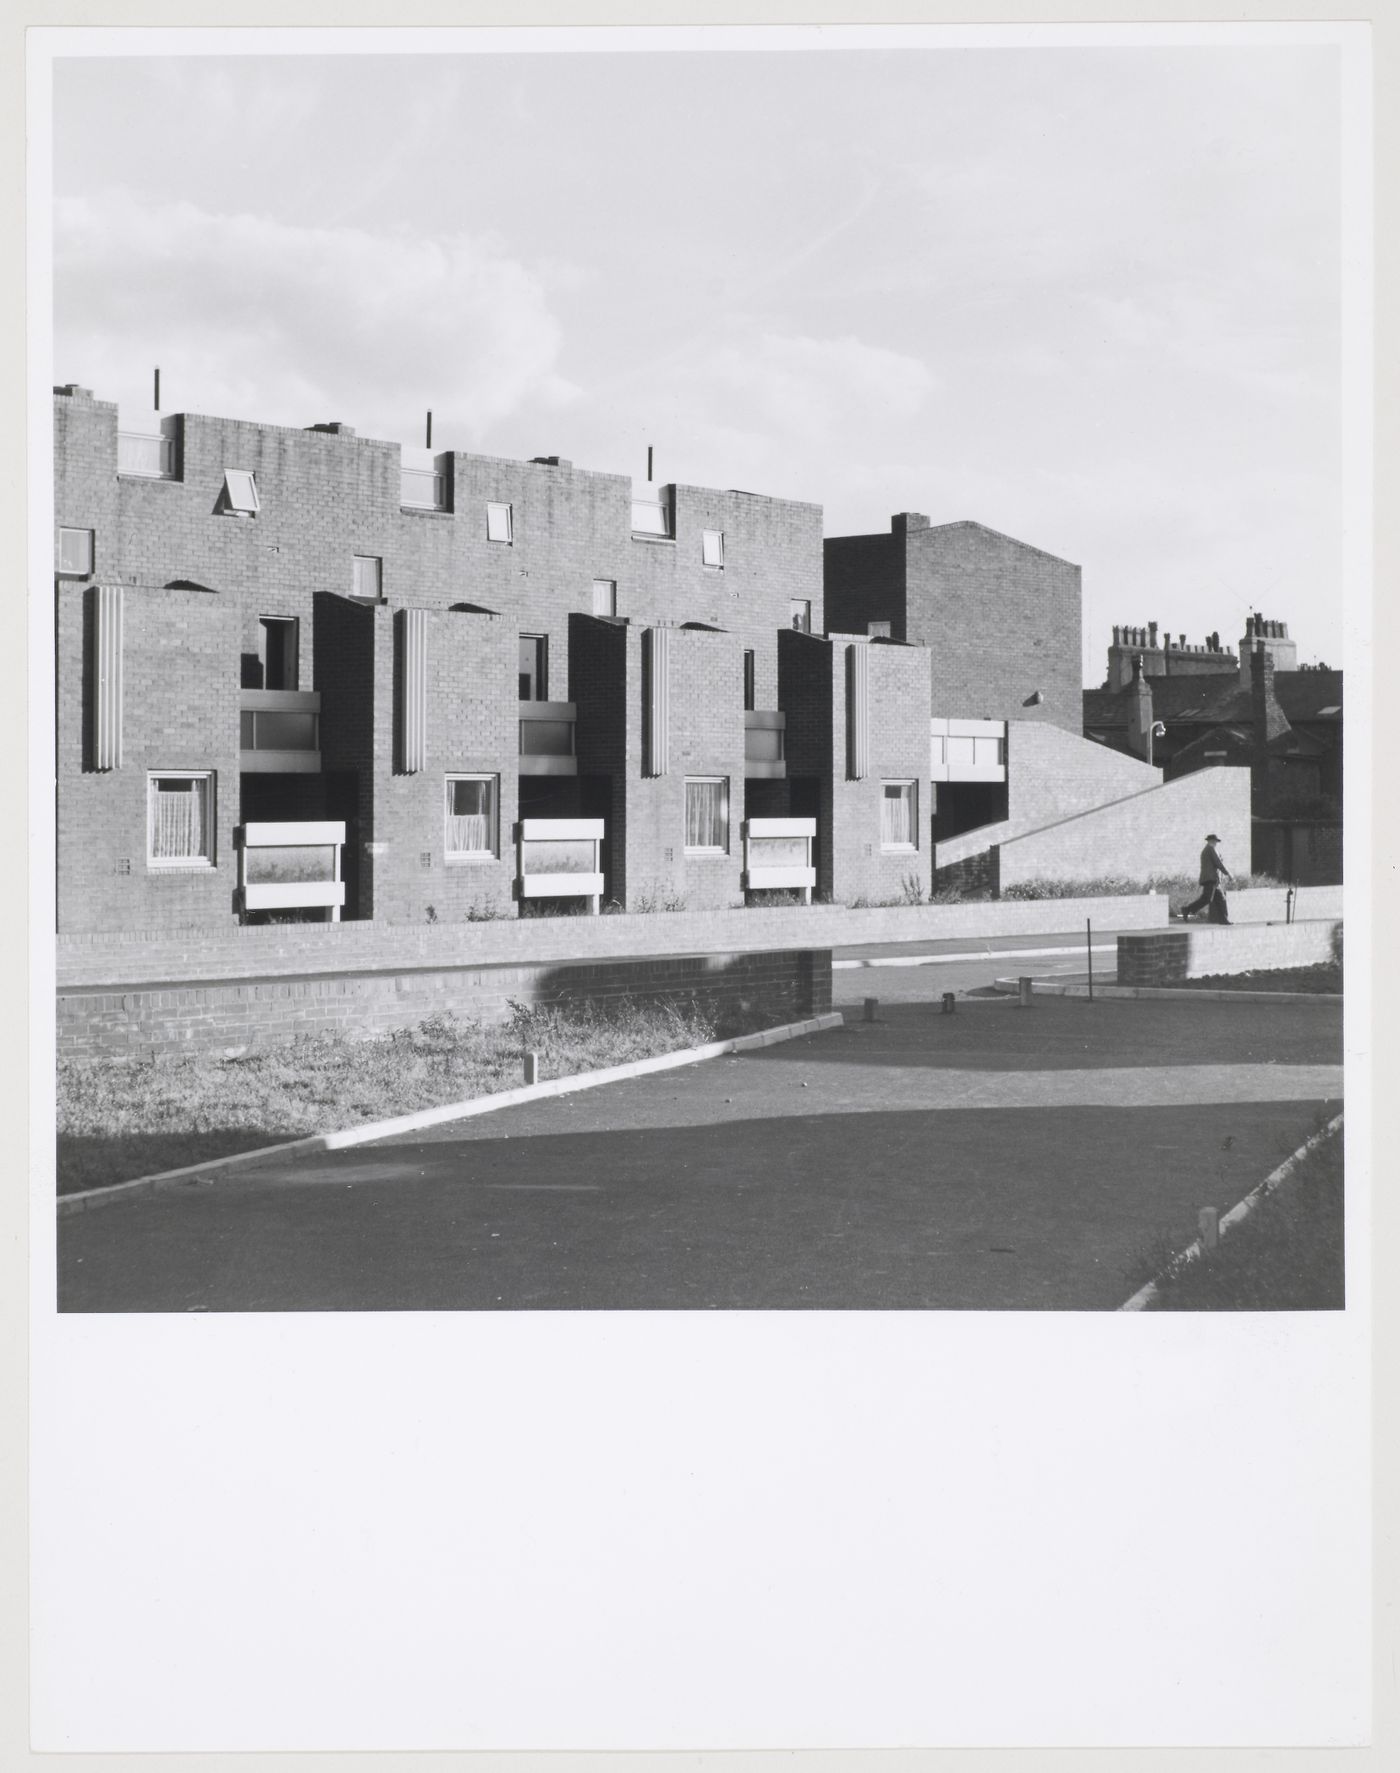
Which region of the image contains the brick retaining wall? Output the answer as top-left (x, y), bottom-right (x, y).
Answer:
top-left (1116, 920), bottom-right (1341, 987)
top-left (57, 947), bottom-right (832, 1059)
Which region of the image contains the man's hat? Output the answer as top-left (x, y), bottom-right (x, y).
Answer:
top-left (1205, 833), bottom-right (1220, 842)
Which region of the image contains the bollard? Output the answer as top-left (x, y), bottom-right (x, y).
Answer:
top-left (1198, 1207), bottom-right (1219, 1251)
top-left (942, 992), bottom-right (956, 1015)
top-left (523, 1051), bottom-right (539, 1086)
top-left (1017, 976), bottom-right (1034, 1008)
top-left (863, 997), bottom-right (878, 1023)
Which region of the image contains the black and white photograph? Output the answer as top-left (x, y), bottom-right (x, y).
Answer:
top-left (24, 14), bottom-right (1376, 1757)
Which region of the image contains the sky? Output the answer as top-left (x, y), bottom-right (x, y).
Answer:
top-left (49, 40), bottom-right (1346, 683)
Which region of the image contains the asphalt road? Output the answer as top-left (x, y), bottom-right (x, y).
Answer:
top-left (59, 990), bottom-right (1343, 1314)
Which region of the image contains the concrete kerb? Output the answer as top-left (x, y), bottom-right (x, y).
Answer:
top-left (992, 976), bottom-right (1343, 1005)
top-left (1118, 1113), bottom-right (1344, 1311)
top-left (56, 1011), bottom-right (846, 1216)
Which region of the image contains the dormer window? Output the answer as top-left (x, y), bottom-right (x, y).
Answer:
top-left (219, 469), bottom-right (259, 517)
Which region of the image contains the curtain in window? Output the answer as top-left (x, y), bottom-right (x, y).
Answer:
top-left (446, 780), bottom-right (493, 854)
top-left (881, 783), bottom-right (913, 847)
top-left (149, 777), bottom-right (207, 860)
top-left (686, 780), bottom-right (726, 849)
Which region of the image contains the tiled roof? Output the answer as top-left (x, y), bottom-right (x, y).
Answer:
top-left (1273, 669), bottom-right (1344, 721)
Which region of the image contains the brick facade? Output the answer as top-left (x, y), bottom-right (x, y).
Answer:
top-left (1116, 919), bottom-right (1340, 987)
top-left (824, 515), bottom-right (1082, 732)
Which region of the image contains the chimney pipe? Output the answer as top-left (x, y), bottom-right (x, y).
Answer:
top-left (153, 366), bottom-right (161, 412)
top-left (425, 410), bottom-right (433, 449)
top-left (646, 445), bottom-right (654, 483)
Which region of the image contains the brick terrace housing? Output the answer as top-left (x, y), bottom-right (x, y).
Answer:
top-left (54, 384), bottom-right (1243, 934)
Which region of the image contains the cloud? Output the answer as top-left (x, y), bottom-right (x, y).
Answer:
top-left (53, 191), bottom-right (577, 443)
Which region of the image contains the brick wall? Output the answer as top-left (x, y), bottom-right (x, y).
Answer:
top-left (56, 947), bottom-right (832, 1059)
top-left (1116, 919), bottom-right (1341, 986)
top-left (907, 522), bottom-right (1081, 731)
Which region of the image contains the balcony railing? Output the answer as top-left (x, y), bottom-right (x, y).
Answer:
top-left (744, 709), bottom-right (786, 779)
top-left (930, 717), bottom-right (1007, 783)
top-left (240, 689), bottom-right (321, 773)
top-left (516, 818), bottom-right (605, 911)
top-left (518, 701), bottom-right (578, 776)
top-left (117, 432), bottom-right (177, 479)
top-left (743, 817), bottom-right (816, 901)
top-left (238, 820), bottom-right (345, 921)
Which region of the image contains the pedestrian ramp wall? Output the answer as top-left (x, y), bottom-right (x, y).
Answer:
top-left (1117, 919), bottom-right (1341, 987)
top-left (943, 766), bottom-right (1252, 895)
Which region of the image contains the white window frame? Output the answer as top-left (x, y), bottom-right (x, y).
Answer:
top-left (518, 633), bottom-right (548, 702)
top-left (486, 501), bottom-right (514, 544)
top-left (352, 555), bottom-right (383, 600)
top-left (146, 771), bottom-right (216, 869)
top-left (880, 778), bottom-right (918, 853)
top-left (56, 526), bottom-right (94, 575)
top-left (790, 599), bottom-right (812, 633)
top-left (701, 529), bottom-right (724, 568)
top-left (444, 774), bottom-right (500, 861)
top-left (220, 469), bottom-right (259, 516)
top-left (868, 620), bottom-right (892, 639)
top-left (684, 776), bottom-right (730, 855)
top-left (592, 578), bottom-right (617, 617)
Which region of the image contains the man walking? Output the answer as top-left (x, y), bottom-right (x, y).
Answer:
top-left (1178, 833), bottom-right (1233, 922)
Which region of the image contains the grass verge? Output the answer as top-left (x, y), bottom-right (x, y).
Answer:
top-left (1128, 1120), bottom-right (1343, 1311)
top-left (58, 995), bottom-right (760, 1196)
top-left (1170, 961), bottom-right (1342, 995)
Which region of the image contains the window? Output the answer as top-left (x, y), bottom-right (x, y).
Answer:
top-left (880, 780), bottom-right (918, 851)
top-left (685, 777), bottom-right (729, 853)
top-left (592, 578), bottom-right (617, 617)
top-left (147, 773), bottom-right (214, 867)
top-left (631, 484), bottom-right (673, 537)
top-left (56, 527), bottom-right (94, 575)
top-left (519, 634), bottom-right (548, 701)
top-left (444, 775), bottom-right (499, 859)
top-left (219, 469), bottom-right (259, 516)
top-left (868, 620), bottom-right (892, 639)
top-left (486, 502), bottom-right (513, 544)
top-left (742, 650), bottom-right (756, 712)
top-left (790, 600), bottom-right (812, 634)
top-left (259, 617), bottom-right (299, 690)
top-left (352, 555), bottom-right (383, 600)
top-left (701, 529), bottom-right (724, 568)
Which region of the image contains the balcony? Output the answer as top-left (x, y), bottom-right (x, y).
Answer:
top-left (744, 709), bottom-right (786, 779)
top-left (518, 701), bottom-right (577, 776)
top-left (117, 431), bottom-right (177, 479)
top-left (516, 818), bottom-right (605, 911)
top-left (930, 717), bottom-right (1006, 783)
top-left (240, 689), bottom-right (321, 774)
top-left (743, 817), bottom-right (816, 900)
top-left (239, 820), bottom-right (345, 921)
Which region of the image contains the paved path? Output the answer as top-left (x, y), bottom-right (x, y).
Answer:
top-left (58, 993), bottom-right (1343, 1314)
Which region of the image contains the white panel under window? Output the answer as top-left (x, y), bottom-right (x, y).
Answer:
top-left (445, 776), bottom-right (498, 858)
top-left (701, 529), bottom-right (724, 567)
top-left (486, 502), bottom-right (513, 543)
top-left (685, 777), bottom-right (729, 852)
top-left (147, 773), bottom-right (214, 867)
top-left (880, 780), bottom-right (917, 851)
top-left (220, 470), bottom-right (259, 515)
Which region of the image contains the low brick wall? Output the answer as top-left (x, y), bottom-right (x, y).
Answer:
top-left (57, 947), bottom-right (832, 1060)
top-left (1116, 920), bottom-right (1341, 988)
top-left (55, 894), bottom-right (1173, 991)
